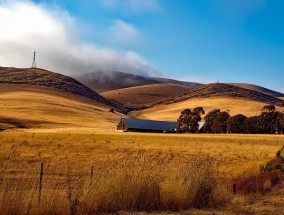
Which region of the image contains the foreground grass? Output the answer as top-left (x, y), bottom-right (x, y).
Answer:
top-left (0, 131), bottom-right (283, 214)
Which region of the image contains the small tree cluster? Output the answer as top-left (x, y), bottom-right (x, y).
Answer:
top-left (177, 107), bottom-right (205, 133)
top-left (203, 109), bottom-right (231, 133)
top-left (202, 104), bottom-right (284, 134)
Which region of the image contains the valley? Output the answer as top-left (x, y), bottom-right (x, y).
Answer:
top-left (0, 67), bottom-right (283, 214)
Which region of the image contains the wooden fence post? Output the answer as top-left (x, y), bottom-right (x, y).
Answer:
top-left (90, 165), bottom-right (94, 187)
top-left (38, 162), bottom-right (44, 203)
top-left (233, 183), bottom-right (237, 195)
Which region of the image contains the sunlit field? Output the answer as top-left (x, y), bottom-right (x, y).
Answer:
top-left (0, 131), bottom-right (283, 214)
top-left (1, 132), bottom-right (282, 177)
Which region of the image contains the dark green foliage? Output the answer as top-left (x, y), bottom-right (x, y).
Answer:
top-left (211, 111), bottom-right (230, 133)
top-left (244, 116), bottom-right (260, 134)
top-left (177, 109), bottom-right (192, 133)
top-left (203, 109), bottom-right (220, 133)
top-left (180, 104), bottom-right (284, 134)
top-left (226, 114), bottom-right (247, 133)
top-left (177, 107), bottom-right (205, 133)
top-left (258, 112), bottom-right (278, 134)
top-left (276, 112), bottom-right (284, 134)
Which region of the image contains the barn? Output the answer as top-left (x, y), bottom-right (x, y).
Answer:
top-left (117, 118), bottom-right (205, 133)
top-left (117, 118), bottom-right (177, 133)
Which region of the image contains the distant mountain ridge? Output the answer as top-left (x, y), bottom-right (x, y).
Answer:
top-left (76, 71), bottom-right (284, 100)
top-left (76, 71), bottom-right (201, 92)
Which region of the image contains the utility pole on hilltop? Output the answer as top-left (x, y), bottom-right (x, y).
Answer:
top-left (32, 51), bottom-right (36, 68)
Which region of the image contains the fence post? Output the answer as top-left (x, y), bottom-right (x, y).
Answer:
top-left (259, 173), bottom-right (264, 194)
top-left (233, 183), bottom-right (236, 195)
top-left (90, 165), bottom-right (94, 187)
top-left (38, 162), bottom-right (44, 203)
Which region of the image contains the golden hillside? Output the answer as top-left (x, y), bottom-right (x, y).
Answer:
top-left (156, 83), bottom-right (284, 107)
top-left (102, 83), bottom-right (191, 109)
top-left (0, 67), bottom-right (124, 111)
top-left (132, 96), bottom-right (284, 121)
top-left (0, 84), bottom-right (123, 131)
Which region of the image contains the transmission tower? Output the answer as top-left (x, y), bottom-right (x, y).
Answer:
top-left (32, 51), bottom-right (36, 68)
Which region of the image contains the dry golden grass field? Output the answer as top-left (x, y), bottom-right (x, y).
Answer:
top-left (133, 96), bottom-right (284, 121)
top-left (0, 84), bottom-right (123, 131)
top-left (0, 131), bottom-right (283, 214)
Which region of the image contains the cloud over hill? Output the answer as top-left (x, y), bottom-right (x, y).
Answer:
top-left (0, 0), bottom-right (157, 76)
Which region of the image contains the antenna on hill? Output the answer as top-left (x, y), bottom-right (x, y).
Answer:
top-left (32, 51), bottom-right (36, 68)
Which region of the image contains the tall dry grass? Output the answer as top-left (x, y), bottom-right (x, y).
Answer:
top-left (0, 132), bottom-right (283, 214)
top-left (0, 154), bottom-right (217, 214)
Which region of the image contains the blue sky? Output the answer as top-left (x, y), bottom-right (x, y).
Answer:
top-left (1, 0), bottom-right (284, 92)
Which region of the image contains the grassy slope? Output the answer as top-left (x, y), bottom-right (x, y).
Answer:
top-left (0, 84), bottom-right (123, 131)
top-left (0, 67), bottom-right (124, 111)
top-left (157, 83), bottom-right (284, 108)
top-left (133, 96), bottom-right (284, 121)
top-left (102, 83), bottom-right (191, 109)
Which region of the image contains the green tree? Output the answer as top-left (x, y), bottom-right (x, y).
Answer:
top-left (258, 105), bottom-right (278, 134)
top-left (203, 109), bottom-right (220, 133)
top-left (177, 107), bottom-right (205, 133)
top-left (276, 112), bottom-right (284, 134)
top-left (244, 116), bottom-right (260, 134)
top-left (258, 112), bottom-right (278, 134)
top-left (226, 114), bottom-right (247, 133)
top-left (212, 111), bottom-right (230, 133)
top-left (177, 109), bottom-right (192, 133)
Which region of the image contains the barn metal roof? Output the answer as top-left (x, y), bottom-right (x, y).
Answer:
top-left (122, 118), bottom-right (177, 131)
top-left (121, 118), bottom-right (205, 131)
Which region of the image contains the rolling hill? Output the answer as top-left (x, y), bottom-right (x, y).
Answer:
top-left (230, 83), bottom-right (284, 97)
top-left (102, 83), bottom-right (191, 109)
top-left (132, 96), bottom-right (284, 122)
top-left (76, 71), bottom-right (201, 92)
top-left (0, 67), bottom-right (126, 131)
top-left (0, 67), bottom-right (124, 111)
top-left (132, 83), bottom-right (284, 121)
top-left (157, 83), bottom-right (284, 107)
top-left (0, 84), bottom-right (123, 131)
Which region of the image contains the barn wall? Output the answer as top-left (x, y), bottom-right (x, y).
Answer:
top-left (117, 120), bottom-right (128, 131)
top-left (117, 120), bottom-right (123, 130)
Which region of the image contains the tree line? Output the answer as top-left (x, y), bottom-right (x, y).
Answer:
top-left (177, 105), bottom-right (284, 134)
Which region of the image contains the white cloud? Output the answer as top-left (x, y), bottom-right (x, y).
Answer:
top-left (109, 19), bottom-right (139, 43)
top-left (0, 0), bottom-right (158, 76)
top-left (102, 0), bottom-right (160, 12)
